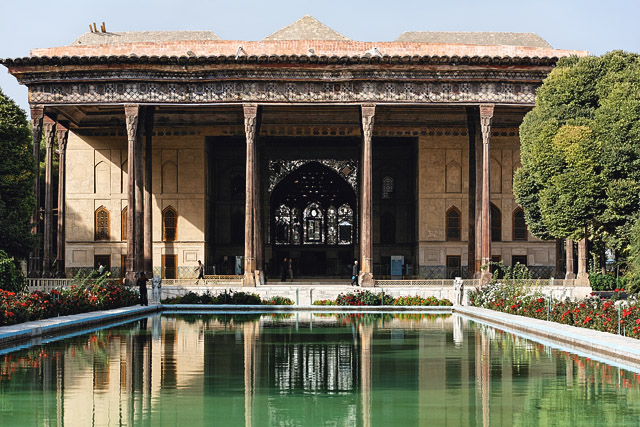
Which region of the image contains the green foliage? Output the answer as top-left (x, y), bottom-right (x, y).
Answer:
top-left (161, 290), bottom-right (266, 305)
top-left (0, 250), bottom-right (26, 293)
top-left (313, 292), bottom-right (452, 306)
top-left (0, 88), bottom-right (36, 259)
top-left (262, 295), bottom-right (294, 305)
top-left (588, 272), bottom-right (626, 291)
top-left (626, 215), bottom-right (640, 294)
top-left (515, 51), bottom-right (640, 257)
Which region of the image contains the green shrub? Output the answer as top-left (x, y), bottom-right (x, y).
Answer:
top-left (589, 272), bottom-right (617, 291)
top-left (0, 250), bottom-right (26, 293)
top-left (262, 296), bottom-right (294, 305)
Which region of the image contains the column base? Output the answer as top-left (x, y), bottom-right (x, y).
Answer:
top-left (565, 272), bottom-right (576, 280)
top-left (480, 270), bottom-right (493, 285)
top-left (254, 270), bottom-right (265, 286)
top-left (359, 272), bottom-right (374, 287)
top-left (125, 270), bottom-right (136, 287)
top-left (576, 272), bottom-right (590, 286)
top-left (243, 271), bottom-right (256, 287)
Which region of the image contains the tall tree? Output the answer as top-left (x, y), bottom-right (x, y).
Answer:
top-left (514, 51), bottom-right (640, 260)
top-left (0, 87), bottom-right (36, 259)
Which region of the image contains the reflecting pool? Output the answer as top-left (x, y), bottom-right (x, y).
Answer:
top-left (2, 312), bottom-right (640, 426)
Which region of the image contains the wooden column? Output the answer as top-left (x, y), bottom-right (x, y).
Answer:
top-left (565, 239), bottom-right (575, 279)
top-left (243, 104), bottom-right (258, 287)
top-left (577, 237), bottom-right (588, 282)
top-left (56, 122), bottom-right (69, 277)
top-left (144, 107), bottom-right (155, 276)
top-left (253, 131), bottom-right (264, 285)
top-left (42, 116), bottom-right (56, 277)
top-left (134, 110), bottom-right (145, 274)
top-left (479, 104), bottom-right (494, 282)
top-left (29, 105), bottom-right (44, 277)
top-left (360, 104), bottom-right (375, 287)
top-left (466, 108), bottom-right (477, 278)
top-left (124, 104), bottom-right (140, 285)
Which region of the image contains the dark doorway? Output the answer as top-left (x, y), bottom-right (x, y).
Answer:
top-left (94, 255), bottom-right (111, 273)
top-left (270, 161), bottom-right (357, 277)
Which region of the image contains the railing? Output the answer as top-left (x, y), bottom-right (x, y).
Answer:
top-left (162, 276), bottom-right (243, 287)
top-left (375, 279), bottom-right (467, 287)
top-left (27, 278), bottom-right (73, 293)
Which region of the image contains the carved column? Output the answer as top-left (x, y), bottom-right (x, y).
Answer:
top-left (29, 105), bottom-right (44, 277)
top-left (565, 239), bottom-right (575, 279)
top-left (479, 104), bottom-right (494, 282)
top-left (243, 104), bottom-right (258, 287)
top-left (42, 116), bottom-right (56, 277)
top-left (577, 237), bottom-right (588, 283)
top-left (124, 104), bottom-right (139, 285)
top-left (144, 107), bottom-right (155, 276)
top-left (56, 122), bottom-right (69, 277)
top-left (253, 134), bottom-right (264, 285)
top-left (135, 111), bottom-right (145, 275)
top-left (360, 104), bottom-right (375, 287)
top-left (466, 108), bottom-right (477, 277)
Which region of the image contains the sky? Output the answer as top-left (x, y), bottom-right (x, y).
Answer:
top-left (1, 0), bottom-right (639, 115)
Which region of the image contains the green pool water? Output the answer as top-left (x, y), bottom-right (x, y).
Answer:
top-left (1, 312), bottom-right (640, 426)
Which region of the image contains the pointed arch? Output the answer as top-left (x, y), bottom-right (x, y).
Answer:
top-left (490, 157), bottom-right (502, 194)
top-left (445, 161), bottom-right (462, 193)
top-left (94, 161), bottom-right (110, 194)
top-left (513, 207), bottom-right (527, 241)
top-left (446, 206), bottom-right (461, 241)
top-left (490, 203), bottom-right (502, 242)
top-left (162, 206), bottom-right (177, 242)
top-left (162, 161), bottom-right (178, 194)
top-left (382, 175), bottom-right (395, 199)
top-left (95, 206), bottom-right (110, 241)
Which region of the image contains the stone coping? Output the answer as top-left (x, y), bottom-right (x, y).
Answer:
top-left (161, 304), bottom-right (453, 312)
top-left (0, 305), bottom-right (160, 348)
top-left (454, 306), bottom-right (640, 372)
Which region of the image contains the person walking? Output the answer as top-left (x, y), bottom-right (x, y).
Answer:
top-left (195, 260), bottom-right (205, 284)
top-left (288, 258), bottom-right (294, 282)
top-left (351, 260), bottom-right (359, 286)
top-left (281, 257), bottom-right (288, 282)
top-left (136, 271), bottom-right (149, 306)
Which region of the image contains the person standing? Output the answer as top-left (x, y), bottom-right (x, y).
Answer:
top-left (351, 260), bottom-right (359, 286)
top-left (281, 257), bottom-right (288, 282)
top-left (195, 260), bottom-right (205, 284)
top-left (288, 258), bottom-right (294, 282)
top-left (136, 271), bottom-right (149, 306)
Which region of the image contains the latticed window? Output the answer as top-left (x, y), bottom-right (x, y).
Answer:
top-left (338, 204), bottom-right (353, 244)
top-left (327, 206), bottom-right (338, 245)
top-left (95, 206), bottom-right (110, 241)
top-left (275, 205), bottom-right (291, 245)
top-left (303, 203), bottom-right (324, 243)
top-left (163, 207), bottom-right (177, 242)
top-left (382, 176), bottom-right (395, 199)
top-left (513, 208), bottom-right (527, 240)
top-left (291, 208), bottom-right (302, 244)
top-left (446, 207), bottom-right (461, 241)
top-left (491, 203), bottom-right (502, 242)
top-left (121, 207), bottom-right (127, 241)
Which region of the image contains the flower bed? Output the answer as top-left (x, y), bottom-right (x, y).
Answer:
top-left (312, 290), bottom-right (453, 306)
top-left (161, 291), bottom-right (294, 306)
top-left (0, 283), bottom-right (139, 326)
top-left (470, 282), bottom-right (640, 338)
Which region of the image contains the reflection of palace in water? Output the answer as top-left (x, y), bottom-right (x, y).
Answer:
top-left (5, 314), bottom-right (640, 426)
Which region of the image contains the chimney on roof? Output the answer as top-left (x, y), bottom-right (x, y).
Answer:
top-left (101, 22), bottom-right (106, 33)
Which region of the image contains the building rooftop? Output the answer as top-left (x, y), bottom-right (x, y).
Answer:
top-left (72, 30), bottom-right (222, 45)
top-left (395, 31), bottom-right (552, 48)
top-left (263, 15), bottom-right (351, 41)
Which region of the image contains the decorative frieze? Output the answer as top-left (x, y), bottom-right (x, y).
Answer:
top-left (27, 79), bottom-right (538, 105)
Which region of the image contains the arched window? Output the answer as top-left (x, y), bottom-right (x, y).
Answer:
top-left (231, 175), bottom-right (245, 200)
top-left (513, 208), bottom-right (527, 240)
top-left (446, 207), bottom-right (461, 241)
top-left (95, 206), bottom-right (110, 241)
top-left (303, 203), bottom-right (324, 243)
top-left (121, 207), bottom-right (127, 241)
top-left (382, 176), bottom-right (395, 199)
top-left (491, 203), bottom-right (502, 242)
top-left (162, 206), bottom-right (177, 242)
top-left (338, 204), bottom-right (354, 245)
top-left (291, 208), bottom-right (302, 245)
top-left (327, 205), bottom-right (338, 245)
top-left (381, 211), bottom-right (396, 244)
top-left (275, 205), bottom-right (291, 245)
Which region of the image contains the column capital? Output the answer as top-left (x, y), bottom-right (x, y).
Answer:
top-left (56, 122), bottom-right (69, 150)
top-left (43, 116), bottom-right (56, 148)
top-left (243, 104), bottom-right (259, 145)
top-left (124, 104), bottom-right (140, 142)
top-left (479, 104), bottom-right (494, 145)
top-left (30, 104), bottom-right (44, 121)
